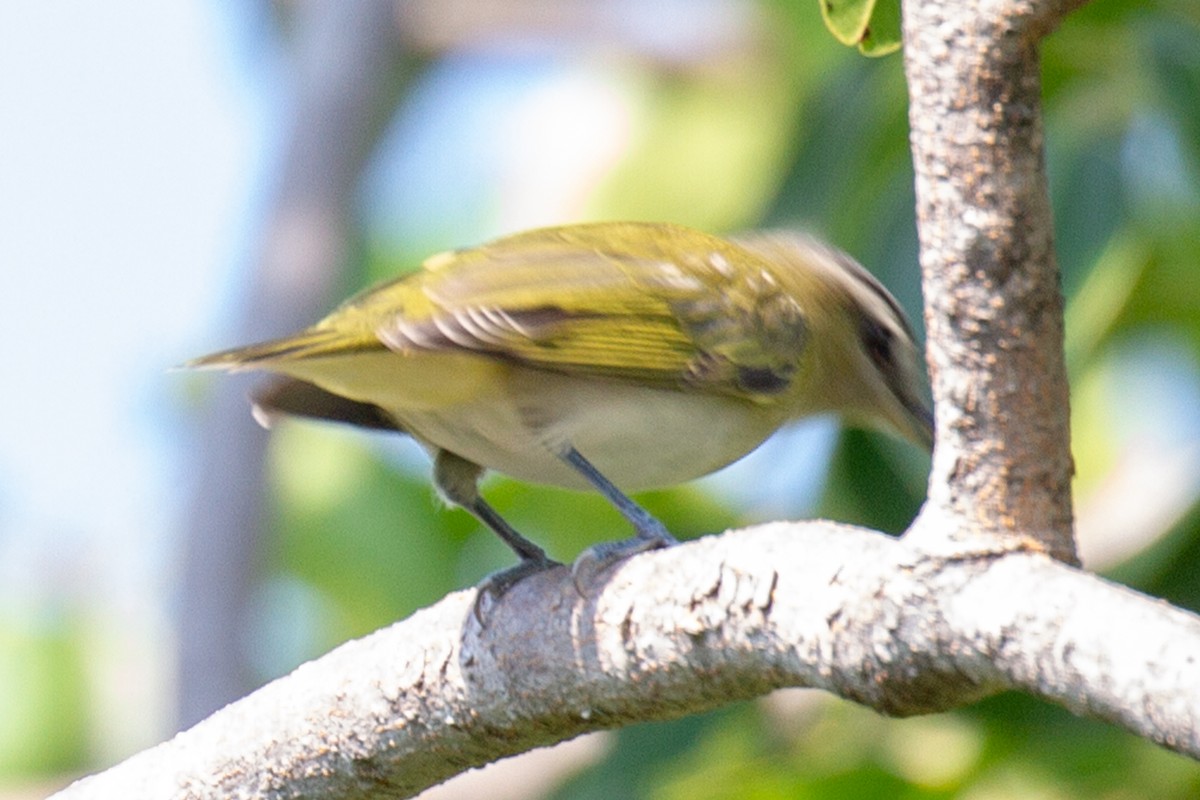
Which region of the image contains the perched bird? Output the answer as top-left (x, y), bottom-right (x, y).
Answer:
top-left (189, 222), bottom-right (932, 602)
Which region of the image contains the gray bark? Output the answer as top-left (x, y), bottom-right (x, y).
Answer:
top-left (51, 524), bottom-right (1200, 799)
top-left (902, 0), bottom-right (1086, 562)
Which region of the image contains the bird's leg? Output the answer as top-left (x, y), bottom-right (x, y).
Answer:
top-left (559, 446), bottom-right (679, 587)
top-left (466, 496), bottom-right (551, 564)
top-left (433, 450), bottom-right (560, 619)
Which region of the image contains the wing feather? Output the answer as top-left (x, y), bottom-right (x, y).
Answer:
top-left (340, 223), bottom-right (810, 397)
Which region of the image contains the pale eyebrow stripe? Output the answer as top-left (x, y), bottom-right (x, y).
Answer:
top-left (829, 248), bottom-right (918, 342)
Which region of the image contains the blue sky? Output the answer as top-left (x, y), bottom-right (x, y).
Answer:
top-left (0, 3), bottom-right (263, 620)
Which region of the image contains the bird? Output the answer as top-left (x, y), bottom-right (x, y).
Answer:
top-left (188, 221), bottom-right (932, 605)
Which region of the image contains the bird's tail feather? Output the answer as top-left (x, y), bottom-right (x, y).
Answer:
top-left (185, 328), bottom-right (376, 371)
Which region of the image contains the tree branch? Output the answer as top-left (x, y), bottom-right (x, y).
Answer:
top-left (902, 0), bottom-right (1084, 561)
top-left (51, 524), bottom-right (1200, 799)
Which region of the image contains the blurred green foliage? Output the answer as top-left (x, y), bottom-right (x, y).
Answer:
top-left (0, 616), bottom-right (88, 776)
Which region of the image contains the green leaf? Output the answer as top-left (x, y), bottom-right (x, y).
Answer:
top-left (820, 0), bottom-right (874, 45)
top-left (819, 0), bottom-right (902, 56)
top-left (857, 0), bottom-right (901, 56)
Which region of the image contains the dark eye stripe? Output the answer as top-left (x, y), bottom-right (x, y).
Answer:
top-left (859, 316), bottom-right (896, 372)
top-left (830, 249), bottom-right (917, 343)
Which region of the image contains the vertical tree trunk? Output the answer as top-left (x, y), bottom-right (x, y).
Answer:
top-left (901, 0), bottom-right (1084, 562)
top-left (178, 0), bottom-right (406, 727)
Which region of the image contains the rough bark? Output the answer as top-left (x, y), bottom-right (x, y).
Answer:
top-left (51, 524), bottom-right (1200, 799)
top-left (902, 0), bottom-right (1087, 561)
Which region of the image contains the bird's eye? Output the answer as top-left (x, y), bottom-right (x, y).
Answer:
top-left (860, 316), bottom-right (895, 371)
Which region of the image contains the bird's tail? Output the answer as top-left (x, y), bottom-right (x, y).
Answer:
top-left (184, 327), bottom-right (375, 372)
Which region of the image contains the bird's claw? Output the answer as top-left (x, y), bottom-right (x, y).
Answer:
top-left (473, 556), bottom-right (561, 623)
top-left (570, 528), bottom-right (679, 595)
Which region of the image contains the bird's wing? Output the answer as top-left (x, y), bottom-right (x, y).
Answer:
top-left (359, 223), bottom-right (810, 398)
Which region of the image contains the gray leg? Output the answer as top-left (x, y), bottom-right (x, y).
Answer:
top-left (559, 446), bottom-right (678, 586)
top-left (560, 447), bottom-right (676, 543)
top-left (434, 449), bottom-right (552, 563)
top-left (433, 450), bottom-right (559, 618)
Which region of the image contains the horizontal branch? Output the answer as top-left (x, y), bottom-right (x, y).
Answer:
top-left (52, 523), bottom-right (1200, 799)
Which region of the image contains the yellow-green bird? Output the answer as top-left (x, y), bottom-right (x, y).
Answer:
top-left (189, 222), bottom-right (932, 600)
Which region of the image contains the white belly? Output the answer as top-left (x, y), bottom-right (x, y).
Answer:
top-left (390, 368), bottom-right (787, 492)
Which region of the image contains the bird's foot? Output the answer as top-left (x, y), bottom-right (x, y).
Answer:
top-left (570, 523), bottom-right (679, 594)
top-left (473, 554), bottom-right (562, 623)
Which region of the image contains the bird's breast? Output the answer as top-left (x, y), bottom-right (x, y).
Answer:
top-left (391, 367), bottom-right (789, 492)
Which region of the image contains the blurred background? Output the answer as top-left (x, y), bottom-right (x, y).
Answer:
top-left (2, 0), bottom-right (1200, 797)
